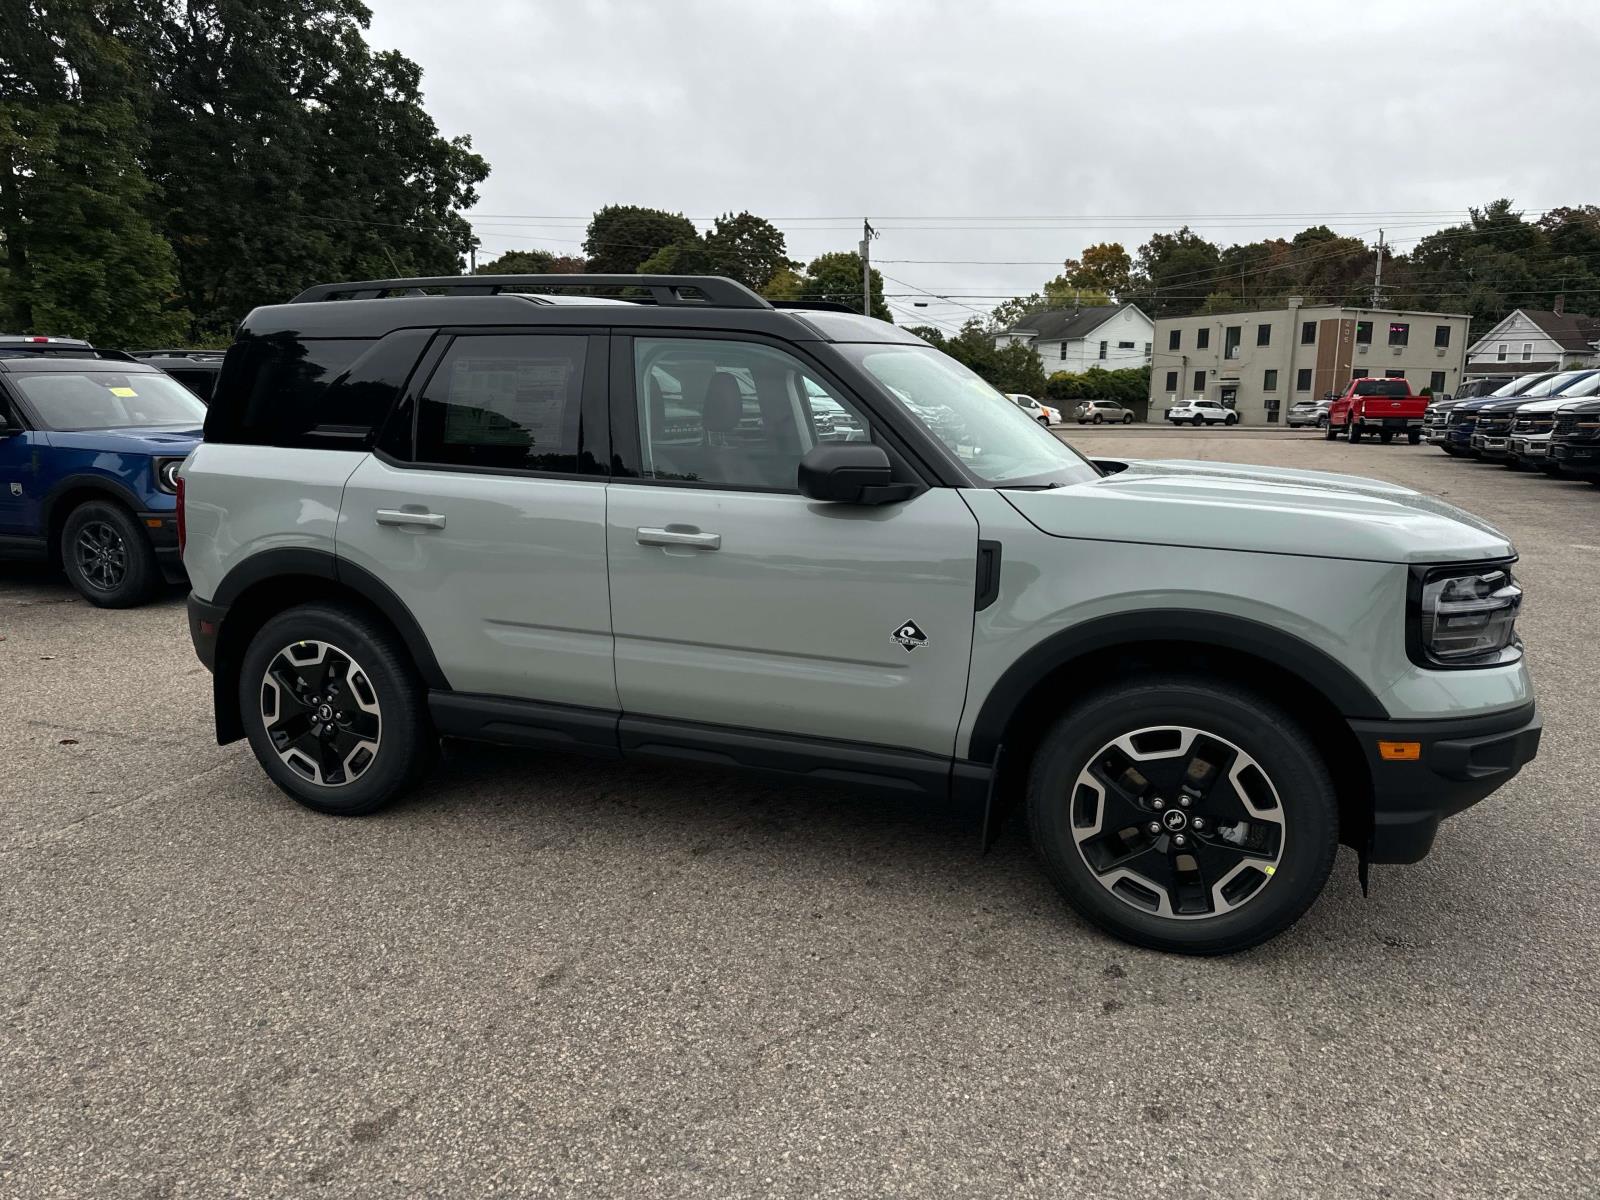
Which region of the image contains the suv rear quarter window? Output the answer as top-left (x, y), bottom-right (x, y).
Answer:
top-left (206, 332), bottom-right (429, 447)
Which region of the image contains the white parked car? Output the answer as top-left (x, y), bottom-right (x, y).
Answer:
top-left (1075, 399), bottom-right (1135, 425)
top-left (1166, 399), bottom-right (1238, 426)
top-left (1006, 393), bottom-right (1059, 425)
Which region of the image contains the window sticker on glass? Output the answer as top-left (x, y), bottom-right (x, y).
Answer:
top-left (441, 353), bottom-right (574, 449)
top-left (110, 386), bottom-right (139, 397)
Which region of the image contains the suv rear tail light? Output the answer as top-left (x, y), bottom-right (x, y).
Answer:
top-left (176, 474), bottom-right (186, 556)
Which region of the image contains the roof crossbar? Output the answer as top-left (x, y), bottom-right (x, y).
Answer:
top-left (290, 274), bottom-right (772, 309)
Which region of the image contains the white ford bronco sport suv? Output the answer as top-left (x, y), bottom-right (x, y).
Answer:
top-left (181, 274), bottom-right (1541, 954)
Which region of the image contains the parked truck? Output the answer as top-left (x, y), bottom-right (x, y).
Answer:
top-left (1325, 378), bottom-right (1427, 444)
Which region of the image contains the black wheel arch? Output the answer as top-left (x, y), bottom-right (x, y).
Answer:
top-left (969, 611), bottom-right (1388, 851)
top-left (42, 475), bottom-right (148, 560)
top-left (207, 548), bottom-right (448, 744)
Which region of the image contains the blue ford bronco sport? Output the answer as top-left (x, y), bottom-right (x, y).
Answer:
top-left (0, 352), bottom-right (204, 606)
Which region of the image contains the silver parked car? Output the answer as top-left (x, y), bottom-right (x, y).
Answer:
top-left (180, 272), bottom-right (1541, 955)
top-left (1075, 399), bottom-right (1135, 425)
top-left (1285, 398), bottom-right (1331, 428)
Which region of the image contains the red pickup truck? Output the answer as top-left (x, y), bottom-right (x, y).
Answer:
top-left (1325, 378), bottom-right (1426, 444)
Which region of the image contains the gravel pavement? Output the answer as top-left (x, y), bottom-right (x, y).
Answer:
top-left (3, 433), bottom-right (1596, 1198)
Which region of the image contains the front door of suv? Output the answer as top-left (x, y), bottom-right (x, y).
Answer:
top-left (0, 384), bottom-right (46, 539)
top-left (605, 334), bottom-right (979, 757)
top-left (337, 330), bottom-right (618, 711)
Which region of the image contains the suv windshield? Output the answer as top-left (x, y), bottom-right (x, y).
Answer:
top-left (12, 371), bottom-right (206, 430)
top-left (838, 343), bottom-right (1099, 486)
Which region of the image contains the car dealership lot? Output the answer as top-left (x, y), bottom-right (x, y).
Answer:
top-left (3, 437), bottom-right (1596, 1198)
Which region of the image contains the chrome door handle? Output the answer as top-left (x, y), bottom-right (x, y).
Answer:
top-left (376, 508), bottom-right (446, 530)
top-left (636, 525), bottom-right (720, 550)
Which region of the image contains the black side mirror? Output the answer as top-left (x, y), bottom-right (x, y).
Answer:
top-left (798, 442), bottom-right (913, 504)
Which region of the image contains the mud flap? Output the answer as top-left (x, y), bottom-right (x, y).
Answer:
top-left (979, 745), bottom-right (1012, 853)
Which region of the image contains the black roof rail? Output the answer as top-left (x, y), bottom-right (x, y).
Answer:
top-left (127, 348), bottom-right (226, 359)
top-left (289, 274), bottom-right (772, 310)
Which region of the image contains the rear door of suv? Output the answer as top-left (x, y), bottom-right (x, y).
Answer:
top-left (602, 331), bottom-right (979, 758)
top-left (337, 328), bottom-right (618, 712)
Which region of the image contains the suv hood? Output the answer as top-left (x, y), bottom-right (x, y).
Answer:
top-left (47, 426), bottom-right (203, 452)
top-left (1002, 459), bottom-right (1513, 564)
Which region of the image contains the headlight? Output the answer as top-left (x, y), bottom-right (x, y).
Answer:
top-left (155, 457), bottom-right (184, 493)
top-left (1410, 563), bottom-right (1522, 667)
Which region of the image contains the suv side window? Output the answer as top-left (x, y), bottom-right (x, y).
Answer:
top-left (410, 334), bottom-right (592, 474)
top-left (629, 337), bottom-right (869, 491)
top-left (208, 331), bottom-right (428, 447)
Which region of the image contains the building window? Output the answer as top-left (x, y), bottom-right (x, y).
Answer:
top-left (1117, 340), bottom-right (1135, 350)
top-left (1296, 368), bottom-right (1312, 391)
top-left (1384, 369), bottom-right (1407, 379)
top-left (1355, 321), bottom-right (1372, 344)
top-left (1497, 344), bottom-right (1507, 361)
top-left (1434, 325), bottom-right (1451, 348)
top-left (1351, 368), bottom-right (1369, 379)
top-left (1265, 404), bottom-right (1280, 424)
top-left (1223, 326), bottom-right (1241, 359)
top-left (1388, 322), bottom-right (1409, 346)
top-left (1301, 320), bottom-right (1316, 345)
top-left (1192, 369), bottom-right (1205, 393)
top-left (1429, 370), bottom-right (1446, 392)
top-left (1168, 329), bottom-right (1180, 351)
top-left (1143, 342), bottom-right (1151, 357)
top-left (1098, 340), bottom-right (1108, 360)
top-left (1060, 343), bottom-right (1067, 360)
top-left (1522, 343), bottom-right (1533, 361)
top-left (1257, 323), bottom-right (1272, 346)
top-left (1165, 370), bottom-right (1178, 392)
top-left (1263, 369), bottom-right (1278, 390)
top-left (1196, 327), bottom-right (1210, 349)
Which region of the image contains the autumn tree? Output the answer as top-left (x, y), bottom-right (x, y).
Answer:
top-left (583, 205), bottom-right (698, 274)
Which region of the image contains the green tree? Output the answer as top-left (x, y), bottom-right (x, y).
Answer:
top-left (1127, 226), bottom-right (1223, 318)
top-left (141, 0), bottom-right (487, 339)
top-left (1062, 242), bottom-right (1132, 298)
top-left (704, 211), bottom-right (795, 289)
top-left (936, 319), bottom-right (1045, 394)
top-left (637, 238), bottom-right (716, 275)
top-left (583, 204), bottom-right (698, 274)
top-left (476, 249), bottom-right (556, 274)
top-left (799, 251), bottom-right (890, 320)
top-left (761, 265), bottom-right (805, 301)
top-left (0, 1), bottom-right (187, 344)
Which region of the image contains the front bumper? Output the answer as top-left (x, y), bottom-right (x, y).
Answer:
top-left (1508, 436), bottom-right (1547, 460)
top-left (1474, 433), bottom-right (1511, 457)
top-left (137, 510), bottom-right (186, 581)
top-left (1348, 702), bottom-right (1542, 863)
top-left (1550, 441), bottom-right (1600, 474)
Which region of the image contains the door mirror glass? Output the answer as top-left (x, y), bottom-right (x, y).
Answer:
top-left (798, 442), bottom-right (905, 504)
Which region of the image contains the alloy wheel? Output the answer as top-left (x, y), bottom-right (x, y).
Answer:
top-left (1069, 725), bottom-right (1286, 919)
top-left (74, 521), bottom-right (128, 591)
top-left (259, 640), bottom-right (382, 787)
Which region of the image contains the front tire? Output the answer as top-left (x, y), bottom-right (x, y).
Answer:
top-left (239, 603), bottom-right (433, 816)
top-left (1025, 676), bottom-right (1338, 955)
top-left (1324, 423), bottom-right (1339, 441)
top-left (1193, 415), bottom-right (1203, 426)
top-left (60, 500), bottom-right (159, 608)
top-left (1123, 412), bottom-right (1134, 424)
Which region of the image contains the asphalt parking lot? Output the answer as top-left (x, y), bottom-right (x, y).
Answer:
top-left (3, 432), bottom-right (1597, 1199)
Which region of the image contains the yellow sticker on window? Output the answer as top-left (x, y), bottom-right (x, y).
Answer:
top-left (109, 386), bottom-right (138, 397)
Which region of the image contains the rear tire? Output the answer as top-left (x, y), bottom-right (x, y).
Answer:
top-left (239, 603), bottom-right (434, 816)
top-left (60, 500), bottom-right (159, 608)
top-left (1408, 429), bottom-right (1422, 445)
top-left (1025, 676), bottom-right (1339, 955)
top-left (1193, 415), bottom-right (1203, 426)
top-left (1093, 414), bottom-right (1103, 424)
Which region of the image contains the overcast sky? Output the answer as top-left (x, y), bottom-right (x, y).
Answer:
top-left (367, 0), bottom-right (1600, 332)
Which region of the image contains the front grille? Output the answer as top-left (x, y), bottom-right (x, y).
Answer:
top-left (1479, 417), bottom-right (1513, 435)
top-left (1554, 413), bottom-right (1581, 436)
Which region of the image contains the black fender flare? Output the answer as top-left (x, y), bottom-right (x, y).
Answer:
top-left (966, 609), bottom-right (1389, 764)
top-left (41, 472), bottom-right (148, 532)
top-left (211, 547), bottom-right (449, 690)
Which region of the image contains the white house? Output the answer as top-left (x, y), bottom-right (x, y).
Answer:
top-left (1465, 304), bottom-right (1600, 376)
top-left (994, 303), bottom-right (1154, 374)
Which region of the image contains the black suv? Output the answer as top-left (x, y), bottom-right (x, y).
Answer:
top-left (128, 350), bottom-right (226, 402)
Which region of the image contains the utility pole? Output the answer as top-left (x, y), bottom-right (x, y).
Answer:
top-left (860, 218), bottom-right (877, 317)
top-left (469, 245), bottom-right (477, 275)
top-left (1370, 229), bottom-right (1384, 307)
